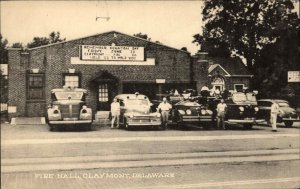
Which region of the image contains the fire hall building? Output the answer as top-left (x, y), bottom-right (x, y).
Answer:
top-left (7, 31), bottom-right (252, 119)
top-left (7, 31), bottom-right (209, 118)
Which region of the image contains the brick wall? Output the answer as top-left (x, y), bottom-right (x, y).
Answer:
top-left (8, 31), bottom-right (193, 117)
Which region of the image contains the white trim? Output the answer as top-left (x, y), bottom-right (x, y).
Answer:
top-left (234, 84), bottom-right (245, 91)
top-left (70, 57), bottom-right (155, 66)
top-left (208, 64), bottom-right (231, 76)
top-left (225, 75), bottom-right (253, 78)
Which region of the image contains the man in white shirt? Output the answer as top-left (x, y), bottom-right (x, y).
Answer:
top-left (270, 102), bottom-right (279, 132)
top-left (216, 99), bottom-right (227, 129)
top-left (111, 98), bottom-right (120, 128)
top-left (158, 97), bottom-right (172, 130)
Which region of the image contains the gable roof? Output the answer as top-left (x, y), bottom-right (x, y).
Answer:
top-left (27, 30), bottom-right (190, 54)
top-left (208, 64), bottom-right (231, 76)
top-left (208, 56), bottom-right (253, 77)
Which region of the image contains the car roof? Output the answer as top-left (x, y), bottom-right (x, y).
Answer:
top-left (115, 94), bottom-right (149, 100)
top-left (175, 101), bottom-right (201, 106)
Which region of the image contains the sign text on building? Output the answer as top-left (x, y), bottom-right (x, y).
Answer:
top-left (288, 71), bottom-right (300, 82)
top-left (81, 45), bottom-right (144, 61)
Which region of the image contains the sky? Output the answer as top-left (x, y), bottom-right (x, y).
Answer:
top-left (1, 1), bottom-right (203, 54)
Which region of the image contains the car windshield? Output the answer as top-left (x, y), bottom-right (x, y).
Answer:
top-left (277, 102), bottom-right (290, 107)
top-left (232, 93), bottom-right (247, 102)
top-left (246, 93), bottom-right (257, 102)
top-left (125, 99), bottom-right (149, 106)
top-left (55, 92), bottom-right (83, 100)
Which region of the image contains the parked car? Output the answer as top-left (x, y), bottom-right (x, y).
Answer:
top-left (221, 91), bottom-right (264, 129)
top-left (172, 100), bottom-right (215, 129)
top-left (47, 87), bottom-right (92, 131)
top-left (257, 99), bottom-right (300, 127)
top-left (114, 94), bottom-right (162, 129)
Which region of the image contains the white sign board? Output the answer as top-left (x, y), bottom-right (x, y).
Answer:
top-left (81, 45), bottom-right (144, 61)
top-left (156, 79), bottom-right (166, 84)
top-left (8, 106), bottom-right (17, 113)
top-left (288, 71), bottom-right (300, 82)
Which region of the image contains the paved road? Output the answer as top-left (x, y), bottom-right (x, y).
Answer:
top-left (1, 122), bottom-right (300, 189)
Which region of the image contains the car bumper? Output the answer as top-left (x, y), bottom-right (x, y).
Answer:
top-left (182, 115), bottom-right (213, 122)
top-left (127, 121), bottom-right (162, 126)
top-left (282, 117), bottom-right (300, 122)
top-left (226, 119), bottom-right (265, 124)
top-left (49, 120), bottom-right (92, 125)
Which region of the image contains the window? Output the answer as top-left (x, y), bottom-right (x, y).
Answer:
top-left (27, 74), bottom-right (45, 100)
top-left (99, 84), bottom-right (108, 102)
top-left (62, 73), bottom-right (81, 88)
top-left (234, 84), bottom-right (244, 91)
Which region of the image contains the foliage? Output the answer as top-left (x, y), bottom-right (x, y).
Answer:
top-left (194, 0), bottom-right (299, 70)
top-left (195, 0), bottom-right (300, 97)
top-left (12, 42), bottom-right (23, 48)
top-left (0, 34), bottom-right (8, 64)
top-left (27, 31), bottom-right (66, 48)
top-left (0, 69), bottom-right (8, 103)
top-left (133, 32), bottom-right (151, 40)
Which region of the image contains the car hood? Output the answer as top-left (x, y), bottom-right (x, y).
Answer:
top-left (124, 105), bottom-right (150, 114)
top-left (280, 107), bottom-right (296, 113)
top-left (53, 100), bottom-right (83, 105)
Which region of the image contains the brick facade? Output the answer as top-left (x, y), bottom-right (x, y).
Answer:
top-left (8, 31), bottom-right (207, 118)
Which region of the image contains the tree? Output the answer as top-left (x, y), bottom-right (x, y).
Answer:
top-left (194, 0), bottom-right (299, 71)
top-left (0, 69), bottom-right (8, 103)
top-left (12, 42), bottom-right (23, 48)
top-left (27, 31), bottom-right (66, 48)
top-left (133, 32), bottom-right (151, 41)
top-left (0, 34), bottom-right (8, 64)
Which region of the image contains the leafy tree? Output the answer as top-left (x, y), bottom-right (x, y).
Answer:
top-left (133, 32), bottom-right (151, 40)
top-left (12, 42), bottom-right (23, 48)
top-left (0, 69), bottom-right (8, 103)
top-left (194, 0), bottom-right (299, 71)
top-left (27, 31), bottom-right (66, 48)
top-left (0, 34), bottom-right (8, 64)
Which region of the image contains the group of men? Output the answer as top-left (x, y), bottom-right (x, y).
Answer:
top-left (216, 99), bottom-right (279, 132)
top-left (110, 95), bottom-right (279, 132)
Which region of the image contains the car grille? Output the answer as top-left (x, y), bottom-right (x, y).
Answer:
top-left (60, 104), bottom-right (80, 118)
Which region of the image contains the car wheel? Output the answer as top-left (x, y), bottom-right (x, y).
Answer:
top-left (49, 124), bottom-right (55, 131)
top-left (284, 121), bottom-right (293, 128)
top-left (85, 124), bottom-right (92, 131)
top-left (243, 124), bottom-right (253, 130)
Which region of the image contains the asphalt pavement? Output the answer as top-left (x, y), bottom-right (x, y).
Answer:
top-left (1, 122), bottom-right (300, 189)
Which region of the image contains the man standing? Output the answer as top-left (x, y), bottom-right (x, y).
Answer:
top-left (216, 99), bottom-right (227, 130)
top-left (158, 97), bottom-right (172, 130)
top-left (111, 98), bottom-right (120, 129)
top-left (270, 102), bottom-right (280, 132)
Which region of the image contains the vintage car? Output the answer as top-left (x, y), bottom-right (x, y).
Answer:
top-left (221, 91), bottom-right (264, 129)
top-left (47, 87), bottom-right (92, 131)
top-left (172, 100), bottom-right (215, 129)
top-left (257, 99), bottom-right (299, 127)
top-left (115, 94), bottom-right (162, 129)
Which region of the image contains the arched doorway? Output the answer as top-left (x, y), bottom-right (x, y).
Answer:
top-left (211, 76), bottom-right (225, 93)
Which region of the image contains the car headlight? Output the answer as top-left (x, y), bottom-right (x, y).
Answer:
top-left (239, 107), bottom-right (244, 112)
top-left (200, 109), bottom-right (206, 115)
top-left (156, 113), bottom-right (161, 118)
top-left (254, 107), bottom-right (259, 112)
top-left (129, 114), bottom-right (134, 118)
top-left (186, 109), bottom-right (192, 115)
top-left (178, 110), bottom-right (185, 115)
top-left (53, 109), bottom-right (60, 114)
